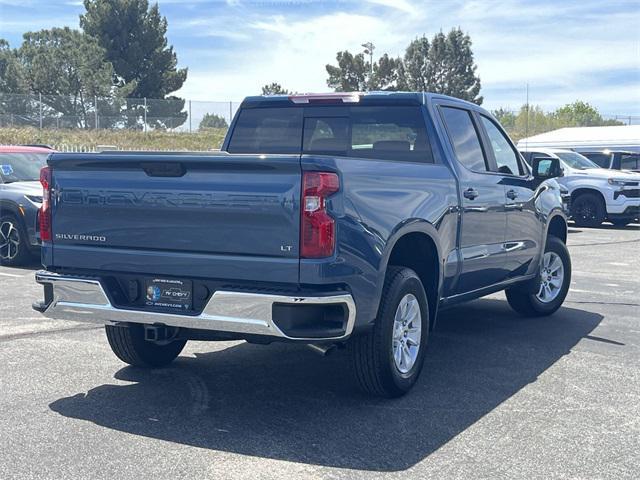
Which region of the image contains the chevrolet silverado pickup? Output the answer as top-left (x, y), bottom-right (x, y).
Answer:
top-left (33, 92), bottom-right (571, 397)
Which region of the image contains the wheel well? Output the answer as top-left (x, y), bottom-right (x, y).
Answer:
top-left (387, 232), bottom-right (439, 329)
top-left (547, 215), bottom-right (567, 243)
top-left (571, 187), bottom-right (605, 206)
top-left (0, 201), bottom-right (20, 219)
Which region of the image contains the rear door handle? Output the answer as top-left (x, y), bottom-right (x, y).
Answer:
top-left (506, 189), bottom-right (518, 200)
top-left (463, 188), bottom-right (479, 200)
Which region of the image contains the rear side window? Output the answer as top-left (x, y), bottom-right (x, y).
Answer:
top-left (227, 108), bottom-right (303, 154)
top-left (440, 107), bottom-right (487, 172)
top-left (621, 154), bottom-right (640, 170)
top-left (583, 153), bottom-right (611, 168)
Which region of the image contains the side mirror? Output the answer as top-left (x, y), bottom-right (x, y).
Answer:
top-left (532, 156), bottom-right (563, 179)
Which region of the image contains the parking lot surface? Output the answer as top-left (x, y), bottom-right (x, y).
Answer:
top-left (1, 225), bottom-right (638, 479)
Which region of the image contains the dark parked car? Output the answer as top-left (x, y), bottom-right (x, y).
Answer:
top-left (580, 150), bottom-right (640, 173)
top-left (0, 145), bottom-right (52, 265)
top-left (34, 92), bottom-right (570, 397)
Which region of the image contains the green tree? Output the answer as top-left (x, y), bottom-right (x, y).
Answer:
top-left (0, 39), bottom-right (33, 126)
top-left (18, 27), bottom-right (116, 128)
top-left (516, 104), bottom-right (555, 138)
top-left (425, 32), bottom-right (448, 94)
top-left (326, 51), bottom-right (404, 91)
top-left (199, 113), bottom-right (228, 129)
top-left (492, 108), bottom-right (516, 130)
top-left (372, 54), bottom-right (403, 91)
top-left (261, 82), bottom-right (290, 95)
top-left (328, 28), bottom-right (482, 101)
top-left (0, 39), bottom-right (26, 94)
top-left (553, 100), bottom-right (621, 127)
top-left (402, 35), bottom-right (430, 91)
top-left (326, 51), bottom-right (368, 91)
top-left (443, 28), bottom-right (482, 104)
top-left (81, 0), bottom-right (187, 129)
top-left (495, 102), bottom-right (623, 142)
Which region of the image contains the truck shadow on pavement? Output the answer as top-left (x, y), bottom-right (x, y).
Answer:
top-left (49, 298), bottom-right (603, 472)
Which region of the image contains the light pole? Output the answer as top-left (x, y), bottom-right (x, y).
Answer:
top-left (362, 42), bottom-right (375, 91)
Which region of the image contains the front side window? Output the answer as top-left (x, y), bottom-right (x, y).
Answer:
top-left (440, 107), bottom-right (487, 172)
top-left (555, 151), bottom-right (600, 170)
top-left (228, 107), bottom-right (303, 154)
top-left (480, 115), bottom-right (522, 175)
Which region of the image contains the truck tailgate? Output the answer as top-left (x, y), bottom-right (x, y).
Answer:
top-left (47, 153), bottom-right (301, 283)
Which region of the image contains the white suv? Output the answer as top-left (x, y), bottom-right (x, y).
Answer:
top-left (520, 148), bottom-right (640, 227)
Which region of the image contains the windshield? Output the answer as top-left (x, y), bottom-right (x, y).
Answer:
top-left (555, 151), bottom-right (600, 170)
top-left (0, 153), bottom-right (49, 183)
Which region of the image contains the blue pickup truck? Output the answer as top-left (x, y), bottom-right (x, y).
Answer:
top-left (33, 92), bottom-right (571, 397)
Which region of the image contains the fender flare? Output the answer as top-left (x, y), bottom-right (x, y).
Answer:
top-left (0, 200), bottom-right (22, 219)
top-left (371, 219), bottom-right (444, 328)
top-left (543, 209), bottom-right (568, 246)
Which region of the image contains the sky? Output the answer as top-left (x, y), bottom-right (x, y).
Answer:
top-left (1, 0), bottom-right (639, 116)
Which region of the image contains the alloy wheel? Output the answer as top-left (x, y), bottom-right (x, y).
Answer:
top-left (537, 251), bottom-right (564, 303)
top-left (392, 293), bottom-right (422, 374)
top-left (0, 221), bottom-right (21, 261)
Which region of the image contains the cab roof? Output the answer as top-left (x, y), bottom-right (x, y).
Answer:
top-left (240, 91), bottom-right (477, 109)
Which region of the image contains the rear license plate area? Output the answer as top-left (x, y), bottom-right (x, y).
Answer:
top-left (144, 277), bottom-right (193, 311)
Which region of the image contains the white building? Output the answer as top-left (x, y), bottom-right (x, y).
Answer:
top-left (517, 125), bottom-right (640, 152)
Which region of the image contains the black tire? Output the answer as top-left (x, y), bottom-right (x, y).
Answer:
top-left (0, 215), bottom-right (31, 266)
top-left (105, 324), bottom-right (186, 368)
top-left (350, 267), bottom-right (430, 398)
top-left (571, 192), bottom-right (605, 227)
top-left (506, 236), bottom-right (571, 317)
top-left (610, 219), bottom-right (631, 227)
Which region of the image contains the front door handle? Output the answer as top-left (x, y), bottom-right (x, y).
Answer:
top-left (506, 189), bottom-right (518, 200)
top-left (463, 188), bottom-right (479, 200)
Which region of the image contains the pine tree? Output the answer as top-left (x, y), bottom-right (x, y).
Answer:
top-left (81, 0), bottom-right (188, 129)
top-left (372, 54), bottom-right (403, 91)
top-left (326, 51), bottom-right (368, 91)
top-left (401, 35), bottom-right (430, 91)
top-left (444, 28), bottom-right (482, 104)
top-left (261, 82), bottom-right (290, 95)
top-left (425, 32), bottom-right (448, 96)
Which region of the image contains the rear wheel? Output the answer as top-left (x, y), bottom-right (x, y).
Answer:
top-left (350, 267), bottom-right (429, 398)
top-left (506, 236), bottom-right (571, 317)
top-left (571, 193), bottom-right (605, 227)
top-left (105, 324), bottom-right (186, 368)
top-left (0, 215), bottom-right (30, 266)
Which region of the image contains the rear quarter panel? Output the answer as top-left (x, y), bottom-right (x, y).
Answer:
top-left (300, 155), bottom-right (459, 326)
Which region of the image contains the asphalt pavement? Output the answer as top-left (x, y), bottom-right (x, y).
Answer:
top-left (1, 224), bottom-right (638, 479)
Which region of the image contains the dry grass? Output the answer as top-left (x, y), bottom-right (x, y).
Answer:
top-left (0, 127), bottom-right (228, 152)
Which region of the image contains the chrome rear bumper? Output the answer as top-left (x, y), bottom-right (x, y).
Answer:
top-left (34, 271), bottom-right (356, 341)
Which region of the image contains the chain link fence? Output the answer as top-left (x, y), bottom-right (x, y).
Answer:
top-left (1, 92), bottom-right (638, 152)
top-left (0, 92), bottom-right (241, 132)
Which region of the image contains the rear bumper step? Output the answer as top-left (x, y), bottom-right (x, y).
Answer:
top-left (34, 271), bottom-right (356, 341)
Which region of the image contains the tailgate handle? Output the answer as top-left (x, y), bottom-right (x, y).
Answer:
top-left (142, 162), bottom-right (186, 177)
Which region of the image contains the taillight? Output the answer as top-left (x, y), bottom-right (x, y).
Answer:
top-left (301, 171), bottom-right (339, 258)
top-left (39, 166), bottom-right (52, 242)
